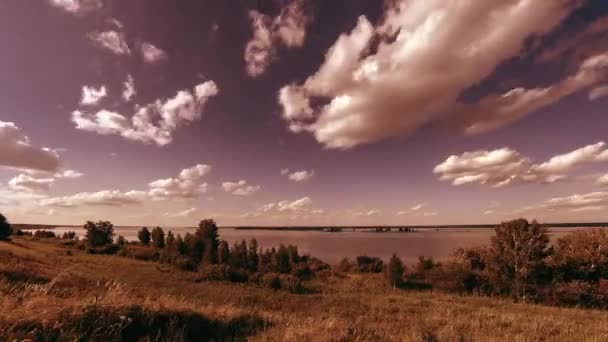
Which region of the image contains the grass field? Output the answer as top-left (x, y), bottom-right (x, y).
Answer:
top-left (1, 237), bottom-right (608, 341)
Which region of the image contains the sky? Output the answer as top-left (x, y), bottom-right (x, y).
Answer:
top-left (1, 0), bottom-right (608, 227)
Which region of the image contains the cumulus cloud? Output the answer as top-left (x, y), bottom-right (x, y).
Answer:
top-left (49, 0), bottom-right (102, 15)
top-left (597, 173), bottom-right (608, 186)
top-left (72, 81), bottom-right (219, 146)
top-left (278, 0), bottom-right (591, 149)
top-left (140, 42), bottom-right (168, 64)
top-left (9, 174), bottom-right (55, 193)
top-left (519, 191), bottom-right (608, 214)
top-left (0, 121), bottom-right (61, 172)
top-left (122, 75), bottom-right (136, 102)
top-left (590, 85), bottom-right (608, 101)
top-left (434, 142), bottom-right (608, 187)
top-left (287, 170), bottom-right (314, 182)
top-left (148, 164), bottom-right (211, 199)
top-left (244, 0), bottom-right (310, 77)
top-left (88, 30), bottom-right (131, 55)
top-left (40, 190), bottom-right (146, 208)
top-left (222, 180), bottom-right (261, 196)
top-left (80, 85), bottom-right (107, 106)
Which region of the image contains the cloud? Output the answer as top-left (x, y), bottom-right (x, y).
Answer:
top-left (411, 203), bottom-right (425, 211)
top-left (148, 164), bottom-right (211, 199)
top-left (597, 173), bottom-right (608, 186)
top-left (49, 0), bottom-right (102, 15)
top-left (168, 208), bottom-right (198, 217)
top-left (122, 75), bottom-right (136, 102)
top-left (518, 191), bottom-right (608, 215)
top-left (249, 197), bottom-right (324, 219)
top-left (287, 169), bottom-right (314, 182)
top-left (72, 81), bottom-right (219, 146)
top-left (8, 174), bottom-right (55, 193)
top-left (40, 190), bottom-right (146, 208)
top-left (80, 85), bottom-right (107, 106)
top-left (244, 0), bottom-right (310, 77)
top-left (54, 170), bottom-right (84, 179)
top-left (280, 168), bottom-right (290, 175)
top-left (0, 121), bottom-right (61, 172)
top-left (353, 209), bottom-right (380, 217)
top-left (278, 1), bottom-right (587, 149)
top-left (222, 180), bottom-right (261, 196)
top-left (434, 142), bottom-right (608, 187)
top-left (88, 30), bottom-right (131, 55)
top-left (140, 42), bottom-right (168, 64)
top-left (590, 85), bottom-right (608, 101)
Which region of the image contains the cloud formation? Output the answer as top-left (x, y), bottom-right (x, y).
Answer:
top-left (140, 42), bottom-right (168, 64)
top-left (49, 0), bottom-right (102, 15)
top-left (122, 75), bottom-right (136, 102)
top-left (244, 0), bottom-right (309, 77)
top-left (9, 174), bottom-right (55, 193)
top-left (434, 142), bottom-right (608, 187)
top-left (88, 30), bottom-right (131, 56)
top-left (222, 180), bottom-right (261, 196)
top-left (81, 85), bottom-right (107, 106)
top-left (278, 0), bottom-right (597, 149)
top-left (287, 169), bottom-right (314, 182)
top-left (72, 81), bottom-right (219, 146)
top-left (148, 164), bottom-right (211, 199)
top-left (0, 121), bottom-right (61, 172)
top-left (40, 190), bottom-right (146, 208)
top-left (519, 191), bottom-right (608, 215)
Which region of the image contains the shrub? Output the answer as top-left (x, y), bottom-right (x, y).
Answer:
top-left (356, 256), bottom-right (383, 273)
top-left (137, 227), bottom-right (151, 246)
top-left (386, 253), bottom-right (405, 288)
top-left (151, 227), bottom-right (165, 249)
top-left (280, 274), bottom-right (305, 294)
top-left (62, 231), bottom-right (77, 240)
top-left (116, 235), bottom-right (127, 246)
top-left (335, 258), bottom-right (356, 273)
top-left (552, 229), bottom-right (608, 283)
top-left (84, 221), bottom-right (114, 247)
top-left (33, 230), bottom-right (56, 239)
top-left (86, 244), bottom-right (120, 255)
top-left (262, 273), bottom-right (282, 290)
top-left (0, 214), bottom-right (12, 240)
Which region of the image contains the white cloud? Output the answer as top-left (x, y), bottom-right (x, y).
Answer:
top-left (49, 0), bottom-right (102, 15)
top-left (278, 1), bottom-right (589, 149)
top-left (353, 209), bottom-right (381, 217)
top-left (169, 208), bottom-right (198, 217)
top-left (122, 75), bottom-right (136, 102)
top-left (518, 191), bottom-right (608, 214)
top-left (140, 42), bottom-right (167, 64)
top-left (54, 169), bottom-right (84, 179)
top-left (80, 85), bottom-right (107, 106)
top-left (148, 164), bottom-right (211, 199)
top-left (9, 174), bottom-right (54, 193)
top-left (244, 0), bottom-right (310, 77)
top-left (288, 169), bottom-right (314, 182)
top-left (411, 203), bottom-right (425, 211)
top-left (88, 30), bottom-right (131, 55)
top-left (280, 168), bottom-right (290, 175)
top-left (72, 81), bottom-right (219, 146)
top-left (434, 142), bottom-right (608, 187)
top-left (597, 173), bottom-right (608, 186)
top-left (590, 85), bottom-right (608, 101)
top-left (0, 121), bottom-right (61, 172)
top-left (40, 190), bottom-right (146, 208)
top-left (222, 180), bottom-right (261, 196)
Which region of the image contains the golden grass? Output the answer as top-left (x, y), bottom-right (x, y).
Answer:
top-left (2, 237), bottom-right (608, 341)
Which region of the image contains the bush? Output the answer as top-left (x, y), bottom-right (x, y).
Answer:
top-left (0, 213), bottom-right (11, 241)
top-left (84, 221), bottom-right (114, 247)
top-left (137, 227), bottom-right (151, 246)
top-left (386, 253), bottom-right (405, 288)
top-left (280, 274), bottom-right (305, 294)
top-left (552, 229), bottom-right (608, 283)
top-left (151, 227), bottom-right (165, 249)
top-left (33, 230), bottom-right (56, 239)
top-left (62, 231), bottom-right (77, 240)
top-left (86, 244), bottom-right (120, 255)
top-left (356, 256), bottom-right (383, 273)
top-left (335, 258), bottom-right (356, 273)
top-left (262, 273), bottom-right (282, 290)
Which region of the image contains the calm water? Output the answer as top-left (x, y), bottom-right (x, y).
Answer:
top-left (29, 226), bottom-right (582, 264)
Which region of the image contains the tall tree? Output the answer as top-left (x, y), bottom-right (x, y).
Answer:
top-left (85, 221), bottom-right (114, 247)
top-left (197, 219), bottom-right (219, 264)
top-left (138, 227), bottom-right (151, 246)
top-left (488, 218), bottom-right (550, 301)
top-left (165, 231), bottom-right (176, 254)
top-left (0, 213), bottom-right (12, 241)
top-left (151, 227), bottom-right (165, 249)
top-left (386, 253), bottom-right (405, 288)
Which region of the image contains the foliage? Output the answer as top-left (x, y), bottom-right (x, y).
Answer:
top-left (137, 227), bottom-right (151, 246)
top-left (386, 253), bottom-right (405, 288)
top-left (33, 230), bottom-right (56, 239)
top-left (356, 256), bottom-right (383, 273)
top-left (0, 213), bottom-right (12, 241)
top-left (84, 221), bottom-right (114, 247)
top-left (150, 227), bottom-right (165, 249)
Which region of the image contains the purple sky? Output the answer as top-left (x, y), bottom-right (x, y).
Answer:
top-left (1, 0), bottom-right (608, 226)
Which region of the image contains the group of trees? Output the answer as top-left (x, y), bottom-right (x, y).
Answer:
top-left (387, 219), bottom-right (608, 308)
top-left (0, 213), bottom-right (12, 241)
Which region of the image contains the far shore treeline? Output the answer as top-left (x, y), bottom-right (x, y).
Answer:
top-left (2, 213), bottom-right (608, 308)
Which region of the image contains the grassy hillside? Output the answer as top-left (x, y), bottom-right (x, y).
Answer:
top-left (1, 237), bottom-right (608, 341)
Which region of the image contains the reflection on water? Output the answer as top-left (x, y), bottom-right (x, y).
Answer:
top-left (32, 226), bottom-right (581, 264)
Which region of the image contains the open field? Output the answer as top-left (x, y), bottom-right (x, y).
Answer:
top-left (2, 237), bottom-right (608, 341)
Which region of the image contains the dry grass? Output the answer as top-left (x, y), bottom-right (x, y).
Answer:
top-left (2, 237), bottom-right (608, 341)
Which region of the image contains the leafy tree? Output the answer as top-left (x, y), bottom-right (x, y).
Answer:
top-left (248, 239), bottom-right (259, 272)
top-left (386, 253), bottom-right (405, 288)
top-left (165, 231), bottom-right (176, 254)
top-left (197, 219), bottom-right (219, 264)
top-left (84, 221), bottom-right (114, 247)
top-left (218, 240), bottom-right (230, 264)
top-left (151, 227), bottom-right (165, 249)
top-left (175, 234), bottom-right (187, 255)
top-left (0, 213), bottom-right (12, 241)
top-left (184, 232), bottom-right (204, 262)
top-left (552, 229), bottom-right (608, 283)
top-left (488, 218), bottom-right (550, 301)
top-left (116, 235), bottom-right (127, 246)
top-left (138, 227), bottom-right (151, 246)
top-left (277, 245), bottom-right (291, 273)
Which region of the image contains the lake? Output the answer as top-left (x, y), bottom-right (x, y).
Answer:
top-left (28, 226), bottom-right (584, 264)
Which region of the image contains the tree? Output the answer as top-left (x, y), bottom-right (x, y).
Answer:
top-left (116, 235), bottom-right (127, 246)
top-left (488, 218), bottom-right (550, 301)
top-left (197, 219), bottom-right (219, 264)
top-left (552, 229), bottom-right (608, 283)
top-left (0, 214), bottom-right (12, 241)
top-left (85, 221), bottom-right (114, 247)
top-left (176, 234), bottom-right (187, 255)
top-left (218, 240), bottom-right (230, 264)
top-left (138, 227), bottom-right (151, 246)
top-left (386, 253), bottom-right (405, 288)
top-left (165, 231), bottom-right (176, 254)
top-left (248, 239), bottom-right (259, 272)
top-left (151, 227), bottom-right (165, 249)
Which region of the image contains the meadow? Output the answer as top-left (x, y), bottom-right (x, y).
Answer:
top-left (2, 235), bottom-right (608, 341)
